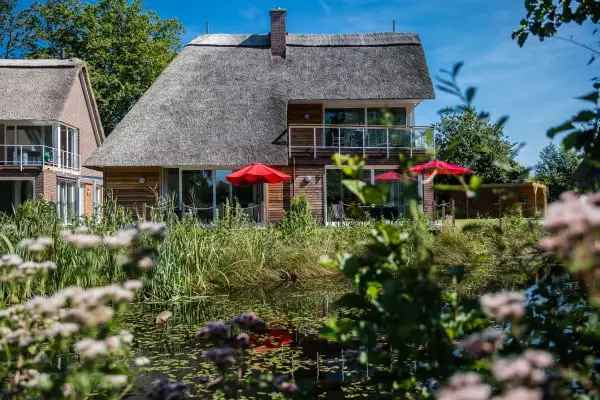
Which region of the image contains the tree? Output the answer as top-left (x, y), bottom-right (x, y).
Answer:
top-left (535, 143), bottom-right (581, 200)
top-left (434, 109), bottom-right (526, 184)
top-left (514, 0), bottom-right (600, 167)
top-left (25, 0), bottom-right (183, 134)
top-left (0, 0), bottom-right (36, 58)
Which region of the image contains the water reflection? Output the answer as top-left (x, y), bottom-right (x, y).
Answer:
top-left (125, 281), bottom-right (383, 399)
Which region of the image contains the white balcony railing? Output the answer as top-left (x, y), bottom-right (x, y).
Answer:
top-left (0, 145), bottom-right (80, 171)
top-left (288, 125), bottom-right (434, 159)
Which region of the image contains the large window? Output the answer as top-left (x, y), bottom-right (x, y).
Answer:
top-left (57, 180), bottom-right (77, 224)
top-left (326, 167), bottom-right (419, 222)
top-left (59, 125), bottom-right (79, 169)
top-left (164, 169), bottom-right (264, 223)
top-left (323, 107), bottom-right (408, 148)
top-left (0, 180), bottom-right (34, 214)
top-left (0, 125), bottom-right (53, 166)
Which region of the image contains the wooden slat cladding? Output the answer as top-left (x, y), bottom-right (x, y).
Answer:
top-left (292, 166), bottom-right (324, 223)
top-left (103, 167), bottom-right (160, 217)
top-left (423, 178), bottom-right (434, 217)
top-left (266, 166), bottom-right (291, 223)
top-left (266, 165), bottom-right (324, 224)
top-left (287, 103), bottom-right (323, 125)
top-left (288, 104), bottom-right (324, 147)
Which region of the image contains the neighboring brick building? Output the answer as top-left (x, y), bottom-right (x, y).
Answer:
top-left (86, 9), bottom-right (435, 223)
top-left (0, 59), bottom-right (105, 221)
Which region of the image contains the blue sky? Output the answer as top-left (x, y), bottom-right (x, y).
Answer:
top-left (149, 1), bottom-right (595, 166)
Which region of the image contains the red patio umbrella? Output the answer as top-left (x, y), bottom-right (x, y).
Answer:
top-left (409, 160), bottom-right (473, 176)
top-left (374, 171), bottom-right (414, 183)
top-left (226, 163), bottom-right (291, 186)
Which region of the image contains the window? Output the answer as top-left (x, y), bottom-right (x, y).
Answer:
top-left (59, 125), bottom-right (79, 169)
top-left (324, 108), bottom-right (365, 147)
top-left (181, 170), bottom-right (213, 222)
top-left (0, 180), bottom-right (34, 214)
top-left (323, 107), bottom-right (408, 148)
top-left (165, 168), bottom-right (180, 206)
top-left (326, 167), bottom-right (419, 222)
top-left (366, 108), bottom-right (406, 126)
top-left (57, 180), bottom-right (77, 224)
top-left (165, 169), bottom-right (264, 223)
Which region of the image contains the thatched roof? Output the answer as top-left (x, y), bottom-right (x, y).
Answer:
top-left (0, 58), bottom-right (104, 143)
top-left (86, 33), bottom-right (434, 168)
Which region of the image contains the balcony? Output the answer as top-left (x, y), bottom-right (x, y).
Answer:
top-left (288, 125), bottom-right (434, 160)
top-left (0, 145), bottom-right (80, 171)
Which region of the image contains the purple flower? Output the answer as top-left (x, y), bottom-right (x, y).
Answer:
top-left (202, 346), bottom-right (236, 368)
top-left (275, 376), bottom-right (298, 395)
top-left (232, 312), bottom-right (266, 331)
top-left (235, 333), bottom-right (251, 348)
top-left (196, 320), bottom-right (228, 340)
top-left (457, 328), bottom-right (504, 358)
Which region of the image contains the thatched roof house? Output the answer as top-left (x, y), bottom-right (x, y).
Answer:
top-left (0, 58), bottom-right (105, 219)
top-left (86, 31), bottom-right (433, 168)
top-left (86, 9), bottom-right (436, 224)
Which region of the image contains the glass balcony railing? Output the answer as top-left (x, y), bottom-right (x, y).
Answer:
top-left (288, 124), bottom-right (434, 159)
top-left (0, 145), bottom-right (80, 171)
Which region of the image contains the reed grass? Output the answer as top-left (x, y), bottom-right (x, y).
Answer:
top-left (0, 200), bottom-right (369, 304)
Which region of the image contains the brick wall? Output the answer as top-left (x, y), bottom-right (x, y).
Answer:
top-left (270, 9), bottom-right (287, 58)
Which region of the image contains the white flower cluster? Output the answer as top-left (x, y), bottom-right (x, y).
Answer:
top-left (9, 369), bottom-right (51, 390)
top-left (480, 291), bottom-right (526, 322)
top-left (540, 192), bottom-right (600, 257)
top-left (492, 350), bottom-right (554, 386)
top-left (0, 254), bottom-right (56, 282)
top-left (437, 350), bottom-right (553, 400)
top-left (437, 373), bottom-right (492, 400)
top-left (74, 331), bottom-right (134, 360)
top-left (17, 237), bottom-right (53, 253)
top-left (61, 222), bottom-right (166, 251)
top-left (0, 281), bottom-right (142, 348)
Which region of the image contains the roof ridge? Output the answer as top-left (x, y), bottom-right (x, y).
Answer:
top-left (0, 58), bottom-right (84, 68)
top-left (187, 32), bottom-right (421, 47)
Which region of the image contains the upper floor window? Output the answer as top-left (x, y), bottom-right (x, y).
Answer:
top-left (324, 107), bottom-right (407, 127)
top-left (0, 123), bottom-right (79, 169)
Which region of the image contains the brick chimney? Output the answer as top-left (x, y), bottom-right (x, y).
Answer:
top-left (270, 8), bottom-right (287, 58)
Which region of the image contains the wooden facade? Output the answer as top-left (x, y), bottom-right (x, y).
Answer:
top-left (440, 182), bottom-right (548, 218)
top-left (101, 103), bottom-right (434, 223)
top-left (103, 167), bottom-right (160, 217)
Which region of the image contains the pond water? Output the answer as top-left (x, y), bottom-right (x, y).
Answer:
top-left (125, 280), bottom-right (382, 399)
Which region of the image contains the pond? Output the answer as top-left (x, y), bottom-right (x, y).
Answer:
top-left (125, 279), bottom-right (383, 399)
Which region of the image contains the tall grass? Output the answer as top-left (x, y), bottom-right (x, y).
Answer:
top-left (0, 200), bottom-right (368, 304)
top-left (0, 200), bottom-right (544, 305)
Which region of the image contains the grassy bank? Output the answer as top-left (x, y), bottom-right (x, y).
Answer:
top-left (0, 201), bottom-right (369, 303)
top-left (0, 201), bottom-right (545, 304)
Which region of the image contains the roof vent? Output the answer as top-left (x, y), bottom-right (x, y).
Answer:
top-left (270, 8), bottom-right (287, 58)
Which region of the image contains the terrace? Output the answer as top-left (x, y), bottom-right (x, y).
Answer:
top-left (0, 124), bottom-right (80, 171)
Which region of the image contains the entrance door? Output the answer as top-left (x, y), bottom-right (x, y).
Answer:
top-left (0, 180), bottom-right (34, 214)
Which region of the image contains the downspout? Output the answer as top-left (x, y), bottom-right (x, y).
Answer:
top-left (292, 156), bottom-right (296, 198)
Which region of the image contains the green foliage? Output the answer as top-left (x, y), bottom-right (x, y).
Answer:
top-left (278, 195), bottom-right (316, 238)
top-left (320, 156), bottom-right (483, 396)
top-left (24, 0), bottom-right (183, 133)
top-left (513, 0), bottom-right (600, 48)
top-left (433, 216), bottom-right (547, 299)
top-left (435, 108), bottom-right (527, 183)
top-left (0, 0), bottom-right (35, 57)
top-left (0, 200), bottom-right (369, 303)
top-left (513, 1), bottom-right (600, 166)
top-left (535, 142), bottom-right (581, 199)
top-left (547, 80), bottom-right (600, 166)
